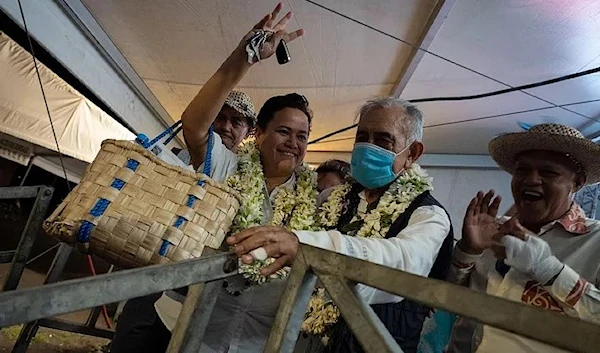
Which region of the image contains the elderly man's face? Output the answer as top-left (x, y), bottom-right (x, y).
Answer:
top-left (355, 106), bottom-right (423, 174)
top-left (213, 106), bottom-right (251, 152)
top-left (511, 150), bottom-right (584, 231)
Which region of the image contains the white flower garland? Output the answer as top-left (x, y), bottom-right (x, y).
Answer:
top-left (227, 141), bottom-right (318, 283)
top-left (302, 163), bottom-right (433, 338)
top-left (301, 288), bottom-right (340, 345)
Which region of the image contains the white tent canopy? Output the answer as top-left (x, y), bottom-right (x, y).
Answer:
top-left (0, 31), bottom-right (135, 164)
top-left (80, 0), bottom-right (600, 156)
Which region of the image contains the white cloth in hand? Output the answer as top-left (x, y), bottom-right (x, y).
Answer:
top-left (250, 247), bottom-right (268, 261)
top-left (502, 234), bottom-right (564, 285)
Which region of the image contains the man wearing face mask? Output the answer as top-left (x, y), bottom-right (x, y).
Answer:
top-left (227, 96), bottom-right (454, 353)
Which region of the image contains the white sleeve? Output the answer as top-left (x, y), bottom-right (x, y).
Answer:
top-left (295, 205), bottom-right (451, 304)
top-left (198, 132), bottom-right (238, 182)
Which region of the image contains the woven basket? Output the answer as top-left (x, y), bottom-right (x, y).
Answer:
top-left (44, 137), bottom-right (241, 269)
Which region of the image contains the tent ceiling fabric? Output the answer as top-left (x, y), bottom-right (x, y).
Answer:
top-left (82, 0), bottom-right (600, 156)
top-left (0, 32), bottom-right (136, 163)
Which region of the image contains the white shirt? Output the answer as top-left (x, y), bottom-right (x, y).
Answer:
top-left (176, 133), bottom-right (237, 182)
top-left (448, 205), bottom-right (600, 353)
top-left (295, 190), bottom-right (451, 305)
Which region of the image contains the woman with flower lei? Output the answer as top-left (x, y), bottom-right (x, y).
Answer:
top-left (150, 4), bottom-right (327, 353)
top-left (229, 97), bottom-right (455, 353)
top-left (227, 139), bottom-right (319, 285)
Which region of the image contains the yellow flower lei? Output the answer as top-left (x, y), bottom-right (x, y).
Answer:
top-left (302, 163), bottom-right (433, 338)
top-left (227, 141), bottom-right (319, 283)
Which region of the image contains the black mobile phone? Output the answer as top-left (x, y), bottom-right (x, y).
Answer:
top-left (276, 39), bottom-right (291, 65)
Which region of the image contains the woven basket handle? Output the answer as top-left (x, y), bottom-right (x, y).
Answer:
top-left (136, 121), bottom-right (214, 175)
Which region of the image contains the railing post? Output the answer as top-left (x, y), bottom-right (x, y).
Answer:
top-left (264, 246), bottom-right (317, 353)
top-left (166, 281), bottom-right (222, 353)
top-left (2, 185), bottom-right (54, 291)
top-left (166, 249), bottom-right (233, 353)
top-left (318, 273), bottom-right (403, 353)
top-left (298, 245), bottom-right (600, 353)
top-left (12, 243), bottom-right (73, 353)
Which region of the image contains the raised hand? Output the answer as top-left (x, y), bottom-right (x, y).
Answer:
top-left (460, 190), bottom-right (502, 254)
top-left (239, 3), bottom-right (304, 62)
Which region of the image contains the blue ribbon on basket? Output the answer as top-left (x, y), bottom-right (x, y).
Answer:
top-left (76, 121), bottom-right (214, 258)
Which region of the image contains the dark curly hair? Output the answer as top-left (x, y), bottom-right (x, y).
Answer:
top-left (256, 93), bottom-right (313, 130)
top-left (316, 159), bottom-right (350, 180)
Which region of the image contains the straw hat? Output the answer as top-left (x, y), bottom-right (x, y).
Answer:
top-left (224, 91), bottom-right (256, 127)
top-left (489, 123), bottom-right (600, 184)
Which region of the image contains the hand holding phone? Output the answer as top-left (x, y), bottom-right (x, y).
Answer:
top-left (276, 39), bottom-right (291, 65)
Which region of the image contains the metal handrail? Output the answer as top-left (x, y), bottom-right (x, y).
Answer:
top-left (264, 245), bottom-right (600, 353)
top-left (0, 244), bottom-right (598, 352)
top-left (0, 252), bottom-right (238, 328)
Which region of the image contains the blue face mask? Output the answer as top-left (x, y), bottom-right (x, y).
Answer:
top-left (350, 142), bottom-right (409, 189)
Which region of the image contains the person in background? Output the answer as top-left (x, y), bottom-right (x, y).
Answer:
top-left (448, 123), bottom-right (600, 353)
top-left (228, 96), bottom-right (455, 353)
top-left (110, 91), bottom-right (256, 353)
top-left (172, 90), bottom-right (256, 161)
top-left (315, 159), bottom-right (350, 192)
top-left (210, 91), bottom-right (256, 153)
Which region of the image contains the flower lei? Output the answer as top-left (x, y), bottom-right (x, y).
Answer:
top-left (226, 141), bottom-right (318, 283)
top-left (302, 163), bottom-right (433, 339)
top-left (301, 288), bottom-right (340, 345)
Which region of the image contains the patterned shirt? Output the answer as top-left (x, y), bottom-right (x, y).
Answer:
top-left (447, 203), bottom-right (600, 353)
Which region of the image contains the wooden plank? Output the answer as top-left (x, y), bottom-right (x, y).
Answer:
top-left (166, 248), bottom-right (232, 353)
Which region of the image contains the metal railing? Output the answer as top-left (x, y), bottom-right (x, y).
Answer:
top-left (0, 243), bottom-right (598, 352)
top-left (264, 246), bottom-right (600, 353)
top-left (0, 186), bottom-right (54, 292)
top-left (0, 186), bottom-right (117, 352)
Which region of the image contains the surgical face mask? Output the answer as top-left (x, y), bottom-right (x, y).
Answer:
top-left (350, 142), bottom-right (409, 189)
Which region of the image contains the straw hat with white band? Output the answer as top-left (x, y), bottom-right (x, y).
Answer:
top-left (488, 123), bottom-right (600, 184)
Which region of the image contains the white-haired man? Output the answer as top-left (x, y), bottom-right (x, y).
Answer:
top-left (228, 96), bottom-right (455, 353)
